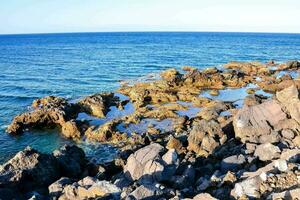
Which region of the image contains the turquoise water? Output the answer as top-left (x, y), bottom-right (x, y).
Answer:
top-left (0, 32), bottom-right (300, 163)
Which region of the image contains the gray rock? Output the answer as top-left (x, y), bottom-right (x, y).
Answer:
top-left (286, 60), bottom-right (300, 69)
top-left (0, 146), bottom-right (59, 190)
top-left (254, 143), bottom-right (281, 161)
top-left (231, 175), bottom-right (264, 199)
top-left (124, 143), bottom-right (178, 184)
top-left (127, 184), bottom-right (165, 200)
top-left (281, 129), bottom-right (295, 140)
top-left (221, 154), bottom-right (246, 172)
top-left (233, 100), bottom-right (287, 143)
top-left (53, 145), bottom-right (86, 178)
top-left (48, 177), bottom-right (73, 199)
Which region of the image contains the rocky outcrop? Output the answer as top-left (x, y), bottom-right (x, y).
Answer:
top-left (0, 147), bottom-right (60, 191)
top-left (78, 92), bottom-right (119, 118)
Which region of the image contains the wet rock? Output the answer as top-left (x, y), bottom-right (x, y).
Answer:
top-left (160, 68), bottom-right (181, 82)
top-left (78, 92), bottom-right (119, 118)
top-left (221, 154), bottom-right (246, 172)
top-left (7, 96), bottom-right (79, 135)
top-left (0, 146), bottom-right (59, 191)
top-left (233, 100), bottom-right (286, 143)
top-left (53, 145), bottom-right (86, 178)
top-left (61, 120), bottom-right (83, 139)
top-left (254, 143), bottom-right (281, 161)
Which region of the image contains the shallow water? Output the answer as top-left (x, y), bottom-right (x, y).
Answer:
top-left (1, 32), bottom-right (300, 163)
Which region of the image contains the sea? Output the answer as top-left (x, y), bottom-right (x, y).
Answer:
top-left (0, 32), bottom-right (300, 163)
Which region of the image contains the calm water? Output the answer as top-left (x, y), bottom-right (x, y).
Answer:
top-left (0, 32), bottom-right (300, 163)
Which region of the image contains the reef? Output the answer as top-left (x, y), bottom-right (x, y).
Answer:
top-left (3, 60), bottom-right (300, 199)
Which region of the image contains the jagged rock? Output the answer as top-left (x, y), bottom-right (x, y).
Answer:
top-left (61, 120), bottom-right (84, 139)
top-left (0, 146), bottom-right (59, 191)
top-left (53, 145), bottom-right (86, 178)
top-left (124, 143), bottom-right (178, 183)
top-left (167, 136), bottom-right (183, 154)
top-left (6, 96), bottom-right (81, 139)
top-left (78, 93), bottom-right (119, 118)
top-left (188, 119), bottom-right (226, 156)
top-left (171, 165), bottom-right (195, 189)
top-left (221, 154), bottom-right (246, 172)
top-left (276, 85), bottom-right (300, 124)
top-left (254, 143), bottom-right (281, 161)
top-left (233, 100), bottom-right (286, 143)
top-left (285, 60), bottom-right (300, 70)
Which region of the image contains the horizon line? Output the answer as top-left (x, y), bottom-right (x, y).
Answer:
top-left (1, 30), bottom-right (300, 36)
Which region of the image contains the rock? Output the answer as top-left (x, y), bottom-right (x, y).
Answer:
top-left (7, 96), bottom-right (80, 135)
top-left (274, 159), bottom-right (288, 172)
top-left (127, 184), bottom-right (165, 200)
top-left (160, 68), bottom-right (181, 82)
top-left (280, 149), bottom-right (300, 162)
top-left (53, 145), bottom-right (86, 178)
top-left (286, 60), bottom-right (300, 70)
top-left (61, 120), bottom-right (82, 139)
top-left (188, 119), bottom-right (225, 156)
top-left (231, 175), bottom-right (264, 199)
top-left (0, 146), bottom-right (59, 191)
top-left (267, 188), bottom-right (300, 200)
top-left (167, 136), bottom-right (183, 154)
top-left (233, 100), bottom-right (286, 143)
top-left (292, 135), bottom-right (300, 147)
top-left (221, 154), bottom-right (246, 172)
top-left (276, 85), bottom-right (300, 124)
top-left (196, 177), bottom-right (210, 191)
top-left (124, 143), bottom-right (178, 183)
top-left (171, 165), bottom-right (195, 189)
top-left (209, 90), bottom-right (219, 96)
top-left (190, 193), bottom-right (217, 200)
top-left (254, 143), bottom-right (281, 161)
top-left (58, 177), bottom-right (121, 200)
top-left (78, 92), bottom-right (119, 118)
top-left (48, 177), bottom-right (73, 199)
top-left (281, 129), bottom-right (295, 140)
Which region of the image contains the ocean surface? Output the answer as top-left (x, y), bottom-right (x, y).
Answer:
top-left (0, 32), bottom-right (300, 163)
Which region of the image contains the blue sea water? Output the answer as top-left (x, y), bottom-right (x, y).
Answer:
top-left (0, 32), bottom-right (300, 163)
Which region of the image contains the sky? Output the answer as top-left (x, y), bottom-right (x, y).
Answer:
top-left (0, 0), bottom-right (299, 34)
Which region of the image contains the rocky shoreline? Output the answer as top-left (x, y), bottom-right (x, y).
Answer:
top-left (2, 60), bottom-right (300, 199)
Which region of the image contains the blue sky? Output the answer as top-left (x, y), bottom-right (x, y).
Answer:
top-left (0, 0), bottom-right (299, 34)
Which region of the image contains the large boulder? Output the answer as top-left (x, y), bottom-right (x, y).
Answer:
top-left (0, 147), bottom-right (59, 191)
top-left (53, 145), bottom-right (86, 178)
top-left (127, 184), bottom-right (166, 200)
top-left (123, 143), bottom-right (178, 183)
top-left (233, 100), bottom-right (286, 143)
